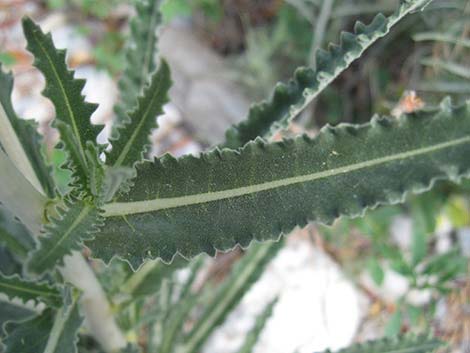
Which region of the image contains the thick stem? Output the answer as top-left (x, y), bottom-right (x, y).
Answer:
top-left (60, 252), bottom-right (127, 352)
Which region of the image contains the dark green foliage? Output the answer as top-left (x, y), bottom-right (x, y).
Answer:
top-left (90, 101), bottom-right (470, 267)
top-left (22, 18), bottom-right (103, 193)
top-left (0, 1), bottom-right (465, 352)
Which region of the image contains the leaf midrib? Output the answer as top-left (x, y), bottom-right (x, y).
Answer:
top-left (114, 71), bottom-right (165, 167)
top-left (103, 134), bottom-right (470, 217)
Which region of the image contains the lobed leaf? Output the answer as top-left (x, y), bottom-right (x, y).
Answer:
top-left (88, 100), bottom-right (470, 268)
top-left (0, 273), bottom-right (62, 307)
top-left (22, 18), bottom-right (103, 193)
top-left (26, 196), bottom-right (104, 276)
top-left (222, 0), bottom-right (433, 148)
top-left (107, 60), bottom-right (172, 168)
top-left (0, 65), bottom-right (55, 197)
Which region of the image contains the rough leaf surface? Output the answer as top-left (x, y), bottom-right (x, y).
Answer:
top-left (88, 101), bottom-right (470, 268)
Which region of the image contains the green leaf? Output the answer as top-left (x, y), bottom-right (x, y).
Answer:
top-left (0, 299), bottom-right (36, 337)
top-left (180, 241), bottom-right (283, 353)
top-left (3, 291), bottom-right (82, 353)
top-left (222, 0), bottom-right (432, 148)
top-left (107, 60), bottom-right (172, 167)
top-left (317, 334), bottom-right (444, 353)
top-left (0, 273), bottom-right (62, 307)
top-left (26, 196), bottom-right (104, 276)
top-left (89, 100), bottom-right (470, 267)
top-left (0, 203), bottom-right (35, 259)
top-left (237, 297), bottom-right (278, 353)
top-left (0, 65), bottom-right (55, 197)
top-left (113, 0), bottom-right (163, 127)
top-left (22, 17), bottom-right (103, 190)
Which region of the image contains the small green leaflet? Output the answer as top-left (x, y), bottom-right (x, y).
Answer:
top-left (26, 197), bottom-right (104, 276)
top-left (222, 0), bottom-right (433, 148)
top-left (88, 100), bottom-right (470, 268)
top-left (0, 273), bottom-right (62, 307)
top-left (107, 60), bottom-right (172, 167)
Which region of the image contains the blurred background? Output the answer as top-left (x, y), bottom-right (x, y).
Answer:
top-left (1, 0), bottom-right (469, 352)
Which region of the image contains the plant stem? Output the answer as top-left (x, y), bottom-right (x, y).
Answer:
top-left (60, 251), bottom-right (127, 352)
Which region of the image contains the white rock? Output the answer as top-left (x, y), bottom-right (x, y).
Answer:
top-left (203, 237), bottom-right (365, 353)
